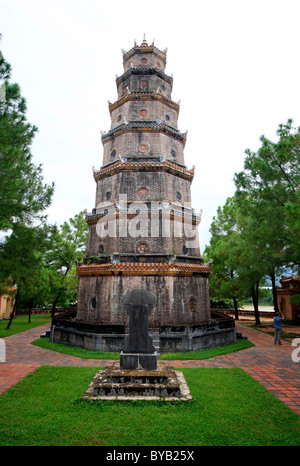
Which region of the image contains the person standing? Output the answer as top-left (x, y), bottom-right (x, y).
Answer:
top-left (274, 312), bottom-right (284, 345)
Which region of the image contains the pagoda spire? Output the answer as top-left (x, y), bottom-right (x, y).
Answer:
top-left (141, 34), bottom-right (148, 46)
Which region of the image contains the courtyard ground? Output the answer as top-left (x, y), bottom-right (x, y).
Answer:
top-left (0, 319), bottom-right (299, 416)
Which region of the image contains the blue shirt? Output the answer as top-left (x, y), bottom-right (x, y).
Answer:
top-left (274, 316), bottom-right (283, 330)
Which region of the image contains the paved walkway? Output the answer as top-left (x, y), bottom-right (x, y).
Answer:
top-left (0, 323), bottom-right (299, 415)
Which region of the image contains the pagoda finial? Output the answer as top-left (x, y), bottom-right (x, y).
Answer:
top-left (141, 34), bottom-right (148, 46)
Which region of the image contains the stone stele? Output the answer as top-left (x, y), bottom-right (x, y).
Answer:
top-left (121, 288), bottom-right (158, 370)
top-left (82, 288), bottom-right (193, 401)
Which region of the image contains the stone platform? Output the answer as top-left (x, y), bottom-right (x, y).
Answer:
top-left (50, 311), bottom-right (237, 353)
top-left (82, 362), bottom-right (193, 402)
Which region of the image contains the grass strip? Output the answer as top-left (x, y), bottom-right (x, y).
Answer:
top-left (32, 337), bottom-right (254, 360)
top-left (0, 314), bottom-right (51, 337)
top-left (0, 366), bottom-right (299, 446)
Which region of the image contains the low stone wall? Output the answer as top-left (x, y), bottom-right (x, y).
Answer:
top-left (50, 325), bottom-right (125, 352)
top-left (50, 312), bottom-right (237, 353)
top-left (159, 327), bottom-right (236, 352)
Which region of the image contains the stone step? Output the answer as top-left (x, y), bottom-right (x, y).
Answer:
top-left (94, 383), bottom-right (181, 397)
top-left (236, 331), bottom-right (248, 340)
top-left (40, 330), bottom-right (50, 338)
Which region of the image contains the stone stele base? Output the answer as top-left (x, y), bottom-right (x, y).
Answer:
top-left (82, 362), bottom-right (193, 402)
top-left (120, 351), bottom-right (159, 370)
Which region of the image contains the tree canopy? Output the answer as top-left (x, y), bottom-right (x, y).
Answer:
top-left (0, 40), bottom-right (54, 231)
top-left (44, 211), bottom-right (88, 313)
top-left (234, 119), bottom-right (300, 268)
top-left (205, 120), bottom-right (300, 321)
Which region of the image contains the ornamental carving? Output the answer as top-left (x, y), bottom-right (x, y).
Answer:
top-left (138, 187), bottom-right (148, 198)
top-left (137, 243), bottom-right (149, 254)
top-left (138, 144), bottom-right (148, 153)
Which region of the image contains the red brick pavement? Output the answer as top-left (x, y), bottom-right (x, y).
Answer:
top-left (0, 322), bottom-right (299, 415)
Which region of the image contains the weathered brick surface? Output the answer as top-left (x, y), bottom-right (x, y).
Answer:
top-left (117, 73), bottom-right (172, 100)
top-left (123, 48), bottom-right (166, 73)
top-left (87, 215), bottom-right (200, 257)
top-left (110, 99), bottom-right (178, 130)
top-left (77, 274), bottom-right (210, 329)
top-left (95, 172), bottom-right (191, 205)
top-left (102, 131), bottom-right (185, 166)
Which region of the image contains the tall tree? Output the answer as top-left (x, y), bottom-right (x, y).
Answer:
top-left (0, 38), bottom-right (54, 230)
top-left (234, 120), bottom-right (300, 313)
top-left (45, 211), bottom-right (88, 314)
top-left (234, 119), bottom-right (300, 270)
top-left (0, 223), bottom-right (51, 328)
top-left (204, 197), bottom-right (256, 320)
top-left (206, 121), bottom-right (299, 323)
top-left (0, 36), bottom-right (54, 316)
top-left (205, 196), bottom-right (269, 324)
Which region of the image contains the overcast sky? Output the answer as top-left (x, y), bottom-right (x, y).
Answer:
top-left (1, 0), bottom-right (300, 250)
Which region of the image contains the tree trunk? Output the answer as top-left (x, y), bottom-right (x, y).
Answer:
top-left (51, 270), bottom-right (68, 318)
top-left (270, 270), bottom-right (279, 313)
top-left (6, 287), bottom-right (20, 330)
top-left (51, 295), bottom-right (59, 318)
top-left (28, 298), bottom-right (34, 323)
top-left (251, 280), bottom-right (261, 325)
top-left (233, 297), bottom-right (239, 320)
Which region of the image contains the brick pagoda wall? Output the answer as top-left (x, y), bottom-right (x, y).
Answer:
top-left (77, 274), bottom-right (210, 329)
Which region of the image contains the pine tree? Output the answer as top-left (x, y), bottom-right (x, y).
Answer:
top-left (234, 119), bottom-right (300, 270)
top-left (0, 35), bottom-right (54, 321)
top-left (0, 37), bottom-right (54, 230)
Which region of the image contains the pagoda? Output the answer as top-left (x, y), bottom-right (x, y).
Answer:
top-left (58, 38), bottom-right (237, 352)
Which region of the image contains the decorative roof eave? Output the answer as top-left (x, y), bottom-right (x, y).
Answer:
top-left (123, 45), bottom-right (167, 63)
top-left (279, 276), bottom-right (300, 285)
top-left (85, 208), bottom-right (201, 227)
top-left (101, 121), bottom-right (187, 146)
top-left (276, 288), bottom-right (299, 296)
top-left (116, 67), bottom-right (173, 86)
top-left (93, 159), bottom-right (194, 182)
top-left (86, 214), bottom-right (200, 227)
top-left (76, 262), bottom-right (211, 277)
top-left (109, 92), bottom-right (180, 113)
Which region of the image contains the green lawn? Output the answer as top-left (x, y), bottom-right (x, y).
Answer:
top-left (0, 366), bottom-right (299, 446)
top-left (0, 314), bottom-right (51, 337)
top-left (32, 337), bottom-right (254, 360)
